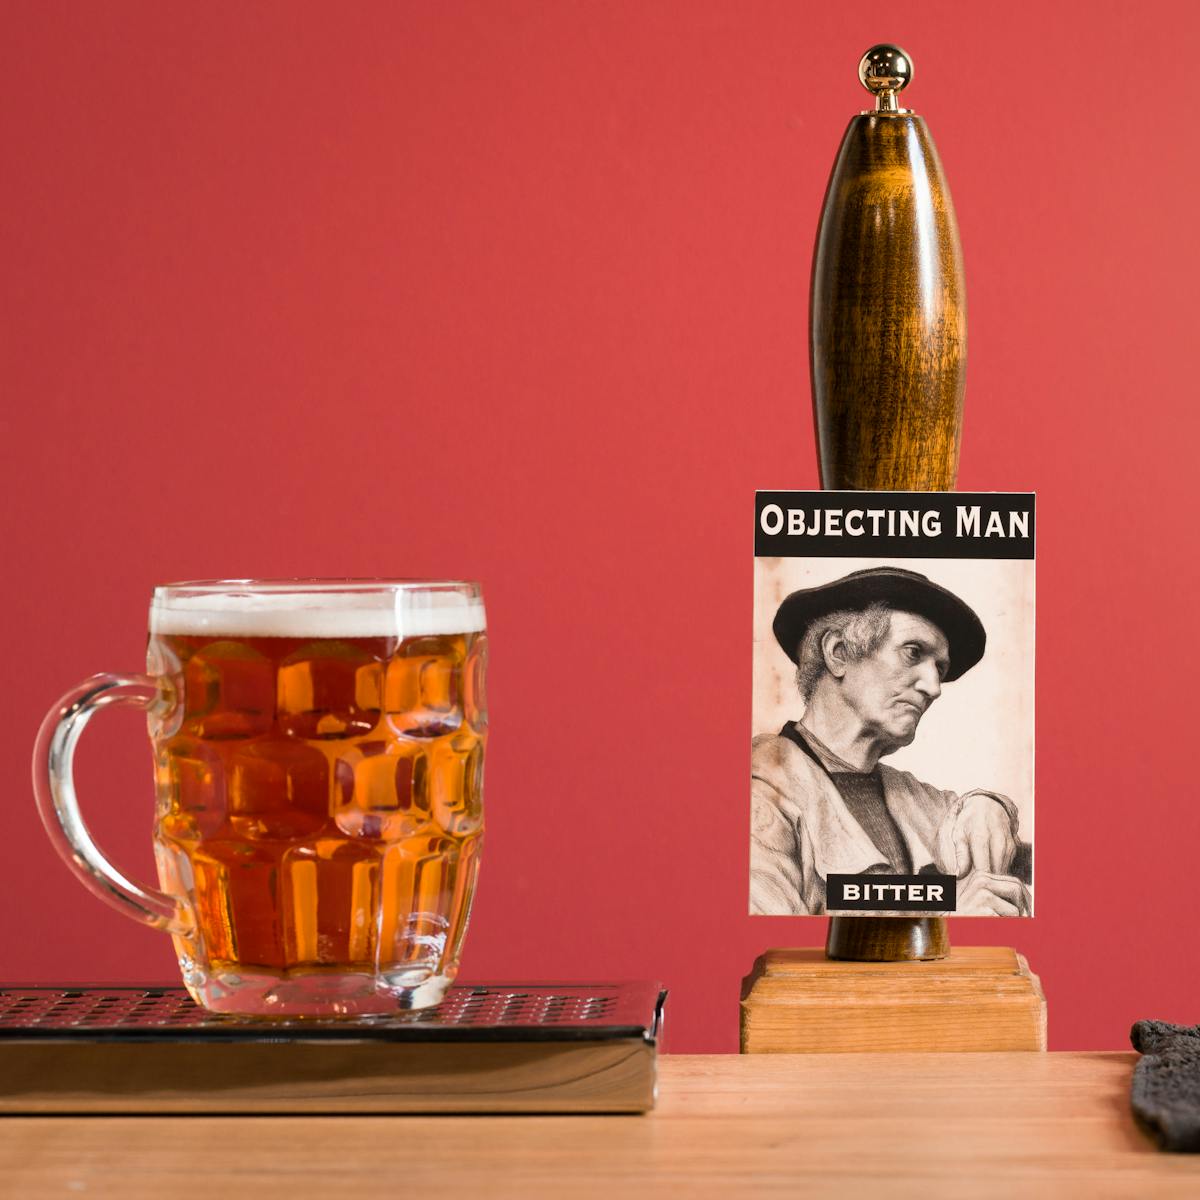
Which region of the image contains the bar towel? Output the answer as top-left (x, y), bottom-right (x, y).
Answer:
top-left (1131, 1020), bottom-right (1200, 1152)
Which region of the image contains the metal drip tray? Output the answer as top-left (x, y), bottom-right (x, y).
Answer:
top-left (0, 983), bottom-right (666, 1114)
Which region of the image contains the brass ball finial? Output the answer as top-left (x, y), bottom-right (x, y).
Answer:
top-left (858, 44), bottom-right (913, 113)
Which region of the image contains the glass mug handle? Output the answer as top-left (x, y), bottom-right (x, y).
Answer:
top-left (32, 674), bottom-right (193, 938)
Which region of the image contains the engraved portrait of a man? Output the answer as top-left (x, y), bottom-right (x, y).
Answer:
top-left (750, 567), bottom-right (1032, 916)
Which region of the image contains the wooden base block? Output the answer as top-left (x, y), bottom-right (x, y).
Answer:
top-left (740, 946), bottom-right (1046, 1053)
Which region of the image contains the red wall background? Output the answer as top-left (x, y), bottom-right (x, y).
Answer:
top-left (3, 0), bottom-right (1197, 1052)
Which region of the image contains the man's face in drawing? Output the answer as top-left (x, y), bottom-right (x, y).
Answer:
top-left (837, 610), bottom-right (950, 751)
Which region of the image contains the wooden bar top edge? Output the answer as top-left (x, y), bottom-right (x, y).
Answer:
top-left (3, 1054), bottom-right (1194, 1200)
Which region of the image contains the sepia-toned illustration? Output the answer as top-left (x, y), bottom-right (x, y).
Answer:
top-left (750, 494), bottom-right (1035, 918)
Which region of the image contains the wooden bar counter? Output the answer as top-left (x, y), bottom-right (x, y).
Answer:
top-left (1, 1052), bottom-right (1197, 1197)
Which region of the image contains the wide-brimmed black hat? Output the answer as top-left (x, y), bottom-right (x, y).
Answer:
top-left (772, 567), bottom-right (986, 682)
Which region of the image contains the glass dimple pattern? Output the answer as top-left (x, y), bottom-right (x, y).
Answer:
top-left (276, 640), bottom-right (382, 740)
top-left (183, 641), bottom-right (276, 740)
top-left (464, 634), bottom-right (488, 734)
top-left (384, 639), bottom-right (464, 738)
top-left (228, 739), bottom-right (329, 839)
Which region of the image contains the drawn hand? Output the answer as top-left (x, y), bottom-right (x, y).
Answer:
top-left (956, 871), bottom-right (1031, 916)
top-left (951, 793), bottom-right (1017, 877)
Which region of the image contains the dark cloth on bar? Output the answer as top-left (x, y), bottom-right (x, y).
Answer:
top-left (1131, 1020), bottom-right (1200, 1152)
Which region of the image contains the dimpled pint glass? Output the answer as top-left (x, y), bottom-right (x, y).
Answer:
top-left (33, 581), bottom-right (487, 1017)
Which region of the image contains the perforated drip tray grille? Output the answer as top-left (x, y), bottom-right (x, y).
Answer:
top-left (0, 983), bottom-right (662, 1042)
top-left (0, 983), bottom-right (665, 1115)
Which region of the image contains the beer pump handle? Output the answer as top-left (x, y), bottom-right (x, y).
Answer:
top-left (811, 44), bottom-right (966, 492)
top-left (33, 675), bottom-right (195, 938)
top-left (812, 46), bottom-right (964, 960)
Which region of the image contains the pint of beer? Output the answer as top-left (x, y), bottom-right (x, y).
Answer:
top-left (33, 580), bottom-right (487, 1017)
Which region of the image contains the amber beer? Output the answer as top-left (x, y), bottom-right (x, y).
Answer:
top-left (34, 581), bottom-right (486, 1017)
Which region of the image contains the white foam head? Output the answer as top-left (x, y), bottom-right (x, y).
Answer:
top-left (149, 581), bottom-right (486, 639)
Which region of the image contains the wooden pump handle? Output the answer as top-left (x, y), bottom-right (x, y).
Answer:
top-left (810, 46), bottom-right (965, 959)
